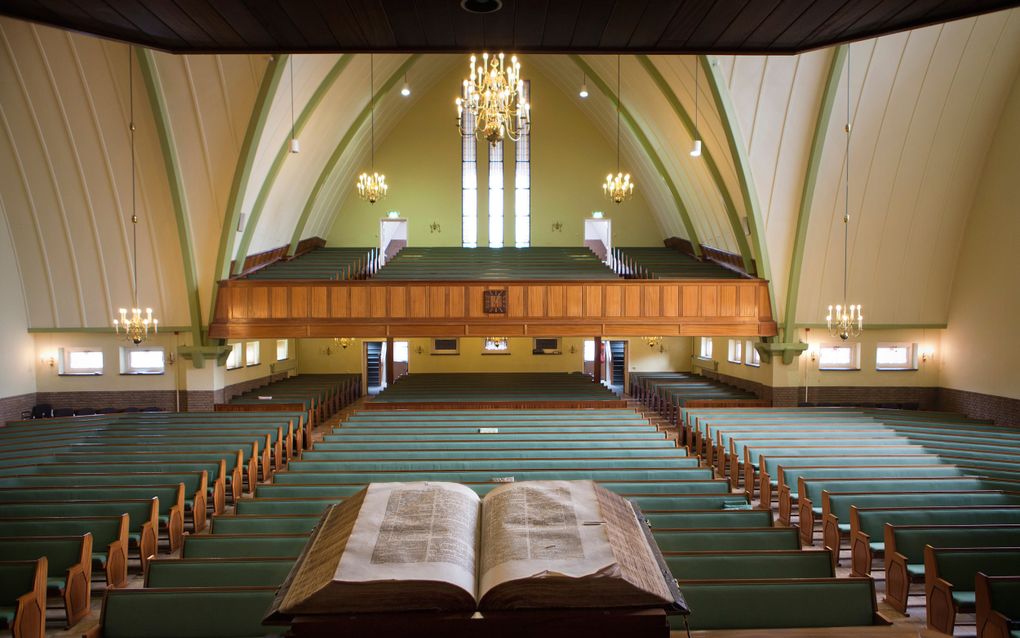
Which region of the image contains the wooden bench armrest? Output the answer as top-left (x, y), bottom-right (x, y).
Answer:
top-left (798, 496), bottom-right (815, 546)
top-left (926, 576), bottom-right (957, 635)
top-left (211, 476), bottom-right (226, 516)
top-left (105, 538), bottom-right (128, 589)
top-left (16, 588), bottom-right (46, 638)
top-left (63, 558), bottom-right (92, 627)
top-left (822, 513), bottom-right (842, 569)
top-left (850, 530), bottom-right (873, 577)
top-left (884, 551), bottom-right (911, 614)
top-left (777, 484), bottom-right (793, 526)
top-left (191, 488), bottom-right (208, 533)
top-left (758, 470), bottom-right (771, 507)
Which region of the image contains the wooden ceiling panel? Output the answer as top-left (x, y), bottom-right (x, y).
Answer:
top-left (2, 0), bottom-right (1018, 53)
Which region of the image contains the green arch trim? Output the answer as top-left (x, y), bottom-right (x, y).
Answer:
top-left (136, 47), bottom-right (203, 346)
top-left (700, 56), bottom-right (776, 317)
top-left (288, 54), bottom-right (422, 256)
top-left (783, 46), bottom-right (847, 343)
top-left (569, 55), bottom-right (702, 256)
top-left (232, 54), bottom-right (354, 274)
top-left (209, 53), bottom-right (288, 325)
top-left (637, 56), bottom-right (754, 273)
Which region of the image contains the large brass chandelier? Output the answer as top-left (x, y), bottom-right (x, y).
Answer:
top-left (456, 52), bottom-right (530, 144)
top-left (826, 46), bottom-right (863, 341)
top-left (113, 46), bottom-right (158, 345)
top-left (604, 56), bottom-right (634, 204)
top-left (357, 55), bottom-right (387, 204)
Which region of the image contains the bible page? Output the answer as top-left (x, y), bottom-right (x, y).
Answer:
top-left (334, 482), bottom-right (480, 599)
top-left (478, 480), bottom-right (618, 599)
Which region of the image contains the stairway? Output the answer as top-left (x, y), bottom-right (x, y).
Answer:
top-left (610, 341), bottom-right (626, 386)
top-left (366, 342), bottom-right (382, 387)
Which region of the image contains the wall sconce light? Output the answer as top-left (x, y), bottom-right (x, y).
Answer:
top-left (429, 222), bottom-right (441, 234)
top-left (807, 344), bottom-right (819, 362)
top-left (551, 221), bottom-right (563, 232)
top-left (920, 347), bottom-right (935, 364)
top-left (41, 353), bottom-right (56, 368)
top-left (415, 345), bottom-right (424, 355)
top-left (569, 345), bottom-right (577, 354)
top-left (166, 352), bottom-right (176, 366)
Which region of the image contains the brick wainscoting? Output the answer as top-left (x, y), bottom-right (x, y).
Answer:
top-left (938, 388), bottom-right (1020, 426)
top-left (0, 392), bottom-right (39, 423)
top-left (35, 390), bottom-right (179, 413)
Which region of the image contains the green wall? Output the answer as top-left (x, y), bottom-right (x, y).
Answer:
top-left (326, 64), bottom-right (664, 248)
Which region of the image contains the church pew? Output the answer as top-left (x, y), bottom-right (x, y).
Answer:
top-left (294, 448), bottom-right (689, 461)
top-left (0, 484), bottom-right (185, 553)
top-left (0, 535), bottom-right (92, 627)
top-left (282, 457), bottom-right (699, 472)
top-left (644, 509), bottom-right (773, 529)
top-left (0, 499), bottom-right (157, 572)
top-left (0, 558), bottom-right (46, 638)
top-left (210, 515), bottom-right (319, 535)
top-left (773, 465), bottom-right (966, 523)
top-left (0, 462), bottom-right (228, 515)
top-left (924, 546), bottom-right (1020, 635)
top-left (673, 578), bottom-right (888, 631)
top-left (814, 483), bottom-right (1020, 552)
top-left (975, 573), bottom-right (1020, 638)
top-left (0, 515), bottom-right (129, 588)
top-left (254, 480), bottom-right (730, 500)
top-left (306, 440), bottom-right (678, 451)
top-left (797, 476), bottom-right (1003, 545)
top-left (235, 492), bottom-right (752, 516)
top-left (144, 557), bottom-right (295, 588)
top-left (758, 455), bottom-right (948, 505)
top-left (247, 468), bottom-right (703, 484)
top-left (0, 472), bottom-right (210, 533)
top-left (651, 528), bottom-right (800, 552)
top-left (181, 534), bottom-right (310, 559)
top-left (5, 452), bottom-right (245, 503)
top-left (849, 505), bottom-right (1020, 576)
top-left (744, 446), bottom-right (930, 494)
top-left (883, 524), bottom-right (1020, 613)
top-left (84, 587), bottom-right (285, 638)
top-left (666, 549), bottom-right (833, 581)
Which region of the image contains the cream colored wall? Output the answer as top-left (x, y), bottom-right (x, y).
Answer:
top-left (700, 329), bottom-right (943, 390)
top-left (623, 337), bottom-right (693, 373)
top-left (940, 69), bottom-right (1020, 401)
top-left (0, 210), bottom-right (37, 398)
top-left (325, 63), bottom-right (664, 249)
top-left (220, 338), bottom-right (298, 390)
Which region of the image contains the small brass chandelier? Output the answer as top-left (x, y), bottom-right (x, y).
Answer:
top-left (642, 336), bottom-right (663, 349)
top-left (113, 46), bottom-right (158, 345)
top-left (456, 52), bottom-right (530, 144)
top-left (357, 55), bottom-right (387, 204)
top-left (604, 56), bottom-right (634, 204)
top-left (333, 337), bottom-right (355, 350)
top-left (826, 46), bottom-right (863, 341)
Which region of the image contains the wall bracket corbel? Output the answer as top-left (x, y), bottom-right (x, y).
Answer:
top-left (754, 341), bottom-right (808, 365)
top-left (178, 345), bottom-right (233, 369)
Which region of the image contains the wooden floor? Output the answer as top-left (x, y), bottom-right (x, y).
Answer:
top-left (44, 395), bottom-right (967, 638)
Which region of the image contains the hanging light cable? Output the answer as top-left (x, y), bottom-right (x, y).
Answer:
top-left (289, 56), bottom-right (300, 153)
top-left (690, 57), bottom-right (702, 157)
top-left (826, 45), bottom-right (863, 340)
top-left (113, 46), bottom-right (158, 345)
top-left (603, 55), bottom-right (633, 204)
top-left (357, 54), bottom-right (387, 203)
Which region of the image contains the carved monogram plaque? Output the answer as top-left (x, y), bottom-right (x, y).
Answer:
top-left (483, 289), bottom-right (508, 314)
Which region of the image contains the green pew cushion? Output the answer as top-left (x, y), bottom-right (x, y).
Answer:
top-left (952, 591), bottom-right (976, 607)
top-left (0, 607), bottom-right (14, 626)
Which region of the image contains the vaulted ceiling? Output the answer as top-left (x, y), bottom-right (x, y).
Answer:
top-left (1, 7), bottom-right (1018, 340)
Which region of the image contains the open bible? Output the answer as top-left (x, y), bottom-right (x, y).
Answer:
top-left (270, 480), bottom-right (684, 615)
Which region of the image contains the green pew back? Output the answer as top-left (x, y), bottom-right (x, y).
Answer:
top-left (96, 587), bottom-right (284, 638)
top-left (144, 558), bottom-right (295, 588)
top-left (667, 550), bottom-right (833, 580)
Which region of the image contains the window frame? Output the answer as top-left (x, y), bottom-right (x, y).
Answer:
top-left (744, 340), bottom-right (761, 367)
top-left (58, 347), bottom-right (104, 376)
top-left (875, 342), bottom-right (918, 371)
top-left (698, 337), bottom-right (714, 360)
top-left (431, 338), bottom-right (459, 355)
top-left (245, 341), bottom-right (261, 367)
top-left (727, 339), bottom-right (742, 364)
top-left (120, 347), bottom-right (165, 375)
top-left (818, 342), bottom-right (861, 371)
top-left (532, 337), bottom-right (561, 355)
top-left (276, 339), bottom-right (289, 362)
top-left (225, 343), bottom-right (243, 370)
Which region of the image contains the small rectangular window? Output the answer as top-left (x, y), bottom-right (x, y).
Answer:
top-left (876, 343), bottom-right (918, 371)
top-left (727, 339), bottom-right (742, 364)
top-left (533, 338), bottom-right (561, 354)
top-left (225, 344), bottom-right (242, 370)
top-left (483, 337), bottom-right (510, 354)
top-left (59, 348), bottom-right (104, 375)
top-left (698, 337), bottom-right (713, 360)
top-left (819, 343), bottom-right (861, 371)
top-left (393, 341), bottom-right (409, 363)
top-left (583, 340), bottom-right (595, 362)
top-left (120, 347), bottom-right (165, 374)
top-left (276, 339), bottom-right (289, 361)
top-left (432, 338), bottom-right (459, 355)
top-left (744, 340), bottom-right (761, 367)
top-left (245, 341), bottom-right (261, 367)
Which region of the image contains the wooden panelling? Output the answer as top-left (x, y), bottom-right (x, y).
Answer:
top-left (209, 279), bottom-right (778, 338)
